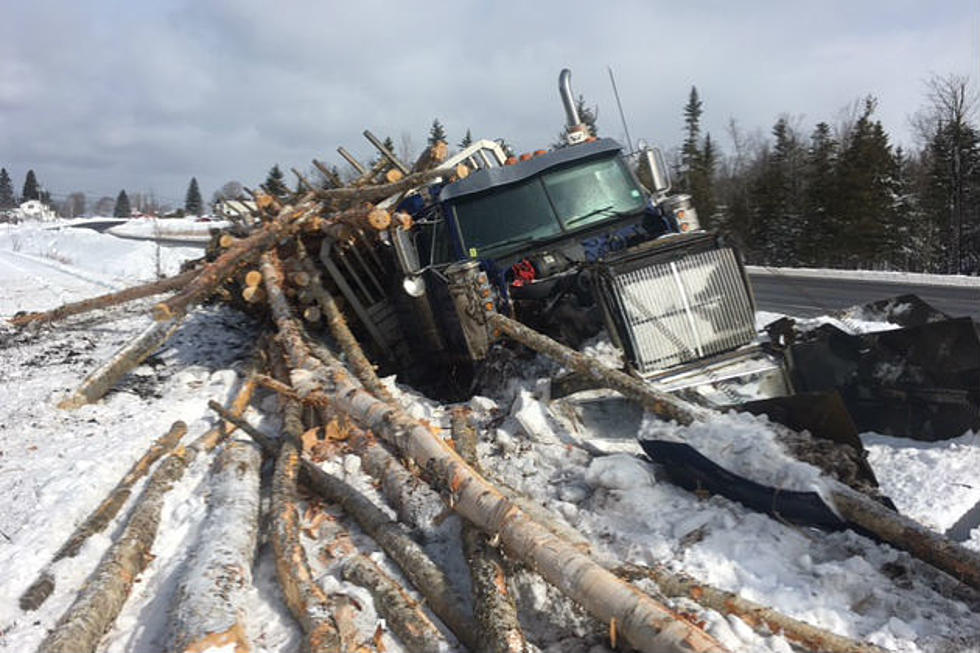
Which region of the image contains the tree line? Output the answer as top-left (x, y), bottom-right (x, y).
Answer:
top-left (674, 74), bottom-right (980, 275)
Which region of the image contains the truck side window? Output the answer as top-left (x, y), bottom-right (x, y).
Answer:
top-left (417, 216), bottom-right (452, 266)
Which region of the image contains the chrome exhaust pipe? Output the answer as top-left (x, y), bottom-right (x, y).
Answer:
top-left (559, 68), bottom-right (581, 128)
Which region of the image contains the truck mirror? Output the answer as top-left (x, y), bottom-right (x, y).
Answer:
top-left (642, 147), bottom-right (671, 196)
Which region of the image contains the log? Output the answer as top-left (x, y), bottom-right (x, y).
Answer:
top-left (452, 407), bottom-right (528, 653)
top-left (19, 421), bottom-right (188, 611)
top-left (152, 198), bottom-right (319, 321)
top-left (242, 285), bottom-right (266, 304)
top-left (831, 486), bottom-right (980, 592)
top-left (489, 312), bottom-right (980, 594)
top-left (488, 312), bottom-right (697, 425)
top-left (58, 317), bottom-right (183, 409)
top-left (302, 306), bottom-right (322, 323)
top-left (244, 269), bottom-right (263, 288)
top-left (8, 268), bottom-right (198, 328)
top-left (257, 252), bottom-right (726, 653)
top-left (342, 554), bottom-right (447, 653)
top-left (169, 440), bottom-right (262, 653)
top-left (36, 380), bottom-right (255, 653)
top-left (216, 394), bottom-right (480, 652)
top-left (366, 208), bottom-right (391, 231)
top-left (411, 141), bottom-right (449, 173)
top-left (615, 563), bottom-right (885, 653)
top-left (219, 233), bottom-right (238, 249)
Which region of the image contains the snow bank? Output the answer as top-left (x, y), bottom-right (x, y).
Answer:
top-left (107, 218), bottom-right (230, 243)
top-left (0, 223), bottom-right (201, 284)
top-left (747, 264), bottom-right (980, 288)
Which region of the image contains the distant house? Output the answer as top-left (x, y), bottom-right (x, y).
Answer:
top-left (14, 200), bottom-right (56, 222)
top-left (216, 199), bottom-right (257, 219)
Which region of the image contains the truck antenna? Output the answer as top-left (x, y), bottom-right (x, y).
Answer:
top-left (607, 65), bottom-right (634, 154)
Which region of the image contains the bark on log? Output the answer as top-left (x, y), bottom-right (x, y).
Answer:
top-left (831, 486), bottom-right (980, 592)
top-left (37, 380), bottom-right (255, 653)
top-left (452, 408), bottom-right (528, 653)
top-left (58, 317), bottom-right (183, 409)
top-left (272, 428), bottom-right (343, 652)
top-left (615, 563), bottom-right (885, 653)
top-left (489, 313), bottom-right (980, 594)
top-left (19, 421), bottom-right (188, 611)
top-left (257, 252), bottom-right (726, 653)
top-left (8, 268), bottom-right (197, 328)
top-left (411, 141), bottom-right (449, 173)
top-left (341, 554), bottom-right (447, 653)
top-left (169, 440), bottom-right (262, 653)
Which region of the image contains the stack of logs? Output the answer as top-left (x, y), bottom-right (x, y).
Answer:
top-left (11, 135), bottom-right (980, 653)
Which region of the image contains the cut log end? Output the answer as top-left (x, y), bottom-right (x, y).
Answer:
top-left (244, 270), bottom-right (263, 288)
top-left (385, 169), bottom-right (404, 184)
top-left (367, 208), bottom-right (392, 231)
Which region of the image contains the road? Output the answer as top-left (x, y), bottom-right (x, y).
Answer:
top-left (747, 269), bottom-right (980, 320)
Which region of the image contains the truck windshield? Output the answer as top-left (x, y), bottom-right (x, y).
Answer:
top-left (451, 154), bottom-right (645, 258)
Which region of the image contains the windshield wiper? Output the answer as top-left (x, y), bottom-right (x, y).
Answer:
top-left (563, 204), bottom-right (618, 227)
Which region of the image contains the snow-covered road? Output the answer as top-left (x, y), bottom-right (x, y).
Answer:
top-left (1, 222), bottom-right (980, 653)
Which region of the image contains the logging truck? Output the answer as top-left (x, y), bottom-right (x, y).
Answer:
top-left (321, 70), bottom-right (768, 400)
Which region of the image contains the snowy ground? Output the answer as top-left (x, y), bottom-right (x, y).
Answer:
top-left (1, 222), bottom-right (979, 652)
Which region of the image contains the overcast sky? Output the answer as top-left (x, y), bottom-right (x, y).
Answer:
top-left (2, 1), bottom-right (977, 209)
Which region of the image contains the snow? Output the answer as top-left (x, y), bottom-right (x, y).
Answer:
top-left (1, 220), bottom-right (979, 652)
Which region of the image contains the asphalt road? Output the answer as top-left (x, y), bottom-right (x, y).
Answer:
top-left (747, 270), bottom-right (980, 320)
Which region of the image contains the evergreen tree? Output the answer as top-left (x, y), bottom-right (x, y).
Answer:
top-left (834, 97), bottom-right (900, 267)
top-left (680, 87), bottom-right (703, 192)
top-left (458, 129), bottom-right (473, 150)
top-left (113, 190), bottom-right (131, 218)
top-left (750, 117), bottom-right (806, 265)
top-left (184, 177), bottom-right (203, 215)
top-left (21, 170), bottom-right (39, 202)
top-left (265, 164), bottom-right (289, 198)
top-left (801, 122), bottom-right (838, 265)
top-left (0, 168), bottom-right (15, 209)
top-left (428, 119), bottom-right (448, 147)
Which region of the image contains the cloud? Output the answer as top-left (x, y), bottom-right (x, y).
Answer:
top-left (0, 0), bottom-right (975, 205)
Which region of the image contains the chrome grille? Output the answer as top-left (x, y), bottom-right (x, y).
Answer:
top-left (607, 248), bottom-right (756, 374)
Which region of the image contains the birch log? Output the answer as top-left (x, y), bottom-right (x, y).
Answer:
top-left (615, 563), bottom-right (885, 653)
top-left (452, 407), bottom-right (528, 653)
top-left (8, 268), bottom-right (197, 328)
top-left (37, 379), bottom-right (255, 653)
top-left (58, 318), bottom-right (182, 409)
top-left (19, 421), bottom-right (188, 611)
top-left (489, 312), bottom-right (980, 594)
top-left (168, 440), bottom-right (262, 653)
top-left (257, 249), bottom-right (727, 653)
top-left (270, 401), bottom-right (343, 653)
top-left (341, 555), bottom-right (447, 653)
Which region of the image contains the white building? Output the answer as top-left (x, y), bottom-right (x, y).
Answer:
top-left (14, 200), bottom-right (56, 222)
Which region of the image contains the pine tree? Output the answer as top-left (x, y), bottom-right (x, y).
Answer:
top-left (458, 129), bottom-right (473, 150)
top-left (428, 119), bottom-right (448, 147)
top-left (22, 170), bottom-right (39, 202)
top-left (680, 87), bottom-right (703, 192)
top-left (184, 177), bottom-right (203, 215)
top-left (0, 168), bottom-right (15, 209)
top-left (265, 164), bottom-right (289, 198)
top-left (113, 190), bottom-right (131, 218)
top-left (802, 122), bottom-right (839, 265)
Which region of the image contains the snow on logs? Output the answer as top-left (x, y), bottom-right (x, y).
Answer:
top-left (254, 249), bottom-right (728, 653)
top-left (19, 421), bottom-right (189, 611)
top-left (37, 381), bottom-right (255, 653)
top-left (168, 440), bottom-right (262, 653)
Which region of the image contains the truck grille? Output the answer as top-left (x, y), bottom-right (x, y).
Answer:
top-left (602, 247), bottom-right (756, 375)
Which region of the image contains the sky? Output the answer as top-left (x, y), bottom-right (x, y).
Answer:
top-left (1, 0), bottom-right (978, 210)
